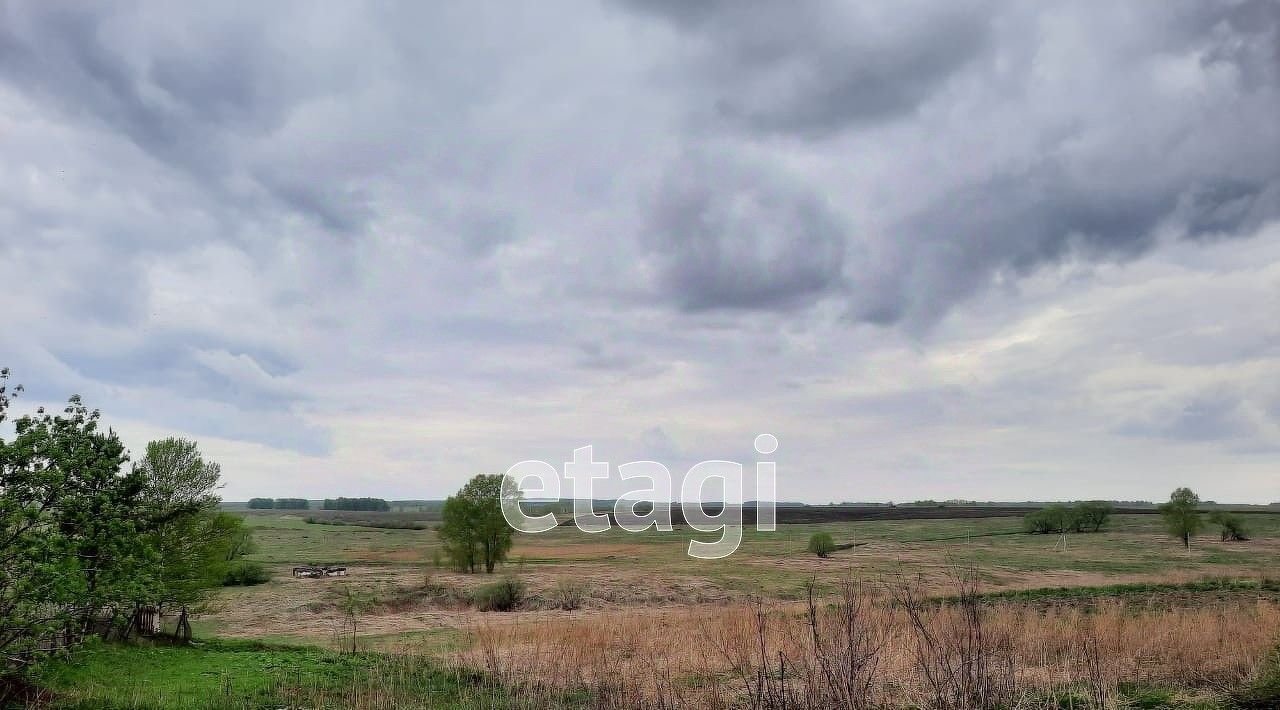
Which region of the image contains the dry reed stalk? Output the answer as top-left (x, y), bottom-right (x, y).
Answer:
top-left (451, 577), bottom-right (1280, 709)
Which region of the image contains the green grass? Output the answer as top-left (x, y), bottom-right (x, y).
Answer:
top-left (948, 577), bottom-right (1280, 605)
top-left (239, 513), bottom-right (438, 565)
top-left (28, 639), bottom-right (578, 709)
top-left (1232, 648), bottom-right (1280, 708)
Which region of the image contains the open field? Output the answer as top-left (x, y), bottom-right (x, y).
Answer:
top-left (23, 509), bottom-right (1280, 708)
top-left (89, 510), bottom-right (1268, 708)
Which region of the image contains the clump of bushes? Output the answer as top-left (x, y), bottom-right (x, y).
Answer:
top-left (1210, 511), bottom-right (1250, 541)
top-left (1023, 501), bottom-right (1114, 534)
top-left (807, 532), bottom-right (836, 558)
top-left (473, 577), bottom-right (525, 611)
top-left (222, 561), bottom-right (271, 586)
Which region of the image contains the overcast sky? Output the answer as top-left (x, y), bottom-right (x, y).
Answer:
top-left (2, 1), bottom-right (1278, 503)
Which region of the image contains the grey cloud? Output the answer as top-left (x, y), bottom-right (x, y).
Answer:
top-left (51, 336), bottom-right (303, 413)
top-left (1118, 388), bottom-right (1277, 448)
top-left (4, 1), bottom-right (1280, 500)
top-left (619, 0), bottom-right (992, 137)
top-left (847, 164), bottom-right (1178, 326)
top-left (0, 6), bottom-right (278, 175)
top-left (0, 3), bottom-right (387, 236)
top-left (643, 153), bottom-right (847, 311)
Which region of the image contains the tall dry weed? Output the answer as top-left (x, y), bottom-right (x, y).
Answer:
top-left (455, 574), bottom-right (1280, 709)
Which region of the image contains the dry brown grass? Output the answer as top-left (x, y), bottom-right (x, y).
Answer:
top-left (455, 575), bottom-right (1280, 709)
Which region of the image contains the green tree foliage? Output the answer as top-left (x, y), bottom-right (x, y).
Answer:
top-left (1, 371), bottom-right (148, 668)
top-left (134, 439), bottom-right (252, 615)
top-left (1074, 501), bottom-right (1114, 532)
top-left (323, 497), bottom-right (390, 512)
top-left (1, 370), bottom-right (253, 675)
top-left (222, 561), bottom-right (270, 586)
top-left (1023, 504), bottom-right (1071, 534)
top-left (1159, 487), bottom-right (1203, 550)
top-left (273, 498), bottom-right (309, 510)
top-left (1209, 511), bottom-right (1249, 542)
top-left (438, 475), bottom-right (516, 573)
top-left (247, 498), bottom-right (275, 509)
top-left (1024, 502), bottom-right (1113, 534)
top-left (807, 532), bottom-right (836, 558)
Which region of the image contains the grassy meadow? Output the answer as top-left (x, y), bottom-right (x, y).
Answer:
top-left (29, 510), bottom-right (1280, 708)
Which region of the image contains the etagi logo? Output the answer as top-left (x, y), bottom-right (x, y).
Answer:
top-left (500, 435), bottom-right (779, 560)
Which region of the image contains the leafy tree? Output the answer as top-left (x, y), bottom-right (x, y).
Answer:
top-left (1074, 501), bottom-right (1114, 532)
top-left (1023, 504), bottom-right (1073, 534)
top-left (1, 371), bottom-right (258, 681)
top-left (1, 373), bottom-right (150, 668)
top-left (1159, 487), bottom-right (1203, 550)
top-left (438, 475), bottom-right (516, 573)
top-left (247, 498), bottom-right (275, 509)
top-left (807, 532), bottom-right (836, 558)
top-left (1209, 511), bottom-right (1249, 542)
top-left (134, 439), bottom-right (251, 619)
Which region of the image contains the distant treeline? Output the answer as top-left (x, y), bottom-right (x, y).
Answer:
top-left (247, 497), bottom-right (310, 510)
top-left (323, 497), bottom-right (390, 512)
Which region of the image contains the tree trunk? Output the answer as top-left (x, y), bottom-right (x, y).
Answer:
top-left (174, 607), bottom-right (191, 643)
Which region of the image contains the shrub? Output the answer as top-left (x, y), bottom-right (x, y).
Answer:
top-left (1025, 502), bottom-right (1113, 534)
top-left (222, 561), bottom-right (271, 586)
top-left (1074, 501), bottom-right (1114, 532)
top-left (473, 577), bottom-right (525, 611)
top-left (1210, 511), bottom-right (1250, 541)
top-left (552, 580), bottom-right (586, 610)
top-left (807, 532), bottom-right (836, 558)
top-left (1024, 506), bottom-right (1066, 534)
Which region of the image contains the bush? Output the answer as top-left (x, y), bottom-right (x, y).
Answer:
top-left (1210, 511), bottom-right (1250, 541)
top-left (1024, 502), bottom-right (1111, 534)
top-left (1074, 501), bottom-right (1114, 532)
top-left (222, 561), bottom-right (271, 586)
top-left (807, 532), bottom-right (836, 558)
top-left (551, 580), bottom-right (586, 610)
top-left (472, 578), bottom-right (525, 611)
top-left (1023, 506), bottom-right (1067, 534)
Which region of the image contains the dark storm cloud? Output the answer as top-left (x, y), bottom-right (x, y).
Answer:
top-left (619, 0), bottom-right (993, 137)
top-left (0, 6), bottom-right (278, 173)
top-left (848, 164), bottom-right (1280, 326)
top-left (0, 3), bottom-right (378, 236)
top-left (624, 0), bottom-right (1280, 327)
top-left (642, 153), bottom-right (847, 311)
